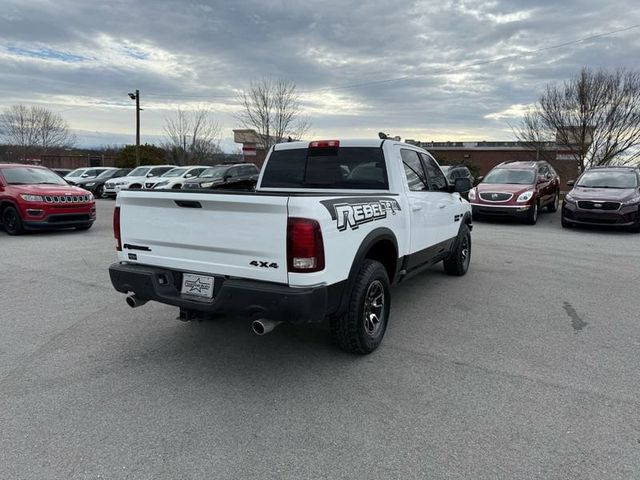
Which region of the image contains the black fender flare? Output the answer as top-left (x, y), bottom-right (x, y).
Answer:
top-left (333, 227), bottom-right (399, 316)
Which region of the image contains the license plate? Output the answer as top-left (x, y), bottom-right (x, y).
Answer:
top-left (181, 273), bottom-right (215, 299)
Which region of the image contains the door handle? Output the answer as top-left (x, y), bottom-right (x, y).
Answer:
top-left (437, 203), bottom-right (446, 209)
top-left (412, 204), bottom-right (423, 211)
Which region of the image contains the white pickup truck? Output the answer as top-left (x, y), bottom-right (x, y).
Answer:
top-left (109, 139), bottom-right (473, 354)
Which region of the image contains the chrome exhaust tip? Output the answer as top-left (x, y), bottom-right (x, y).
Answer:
top-left (126, 295), bottom-right (148, 308)
top-left (251, 319), bottom-right (282, 336)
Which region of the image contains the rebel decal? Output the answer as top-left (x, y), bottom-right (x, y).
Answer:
top-left (320, 197), bottom-right (401, 231)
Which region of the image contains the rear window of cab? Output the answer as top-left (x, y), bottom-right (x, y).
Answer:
top-left (261, 147), bottom-right (388, 189)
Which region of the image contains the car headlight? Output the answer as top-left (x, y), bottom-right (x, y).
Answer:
top-left (85, 182), bottom-right (96, 187)
top-left (21, 194), bottom-right (44, 202)
top-left (468, 188), bottom-right (477, 200)
top-left (623, 195), bottom-right (640, 206)
top-left (200, 181), bottom-right (214, 188)
top-left (564, 193), bottom-right (577, 204)
top-left (516, 191), bottom-right (534, 202)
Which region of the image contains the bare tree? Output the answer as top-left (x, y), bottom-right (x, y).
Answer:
top-left (163, 107), bottom-right (222, 165)
top-left (236, 78), bottom-right (310, 151)
top-left (515, 67), bottom-right (640, 170)
top-left (0, 105), bottom-right (75, 160)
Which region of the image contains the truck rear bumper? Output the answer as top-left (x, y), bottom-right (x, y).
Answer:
top-left (109, 263), bottom-right (329, 324)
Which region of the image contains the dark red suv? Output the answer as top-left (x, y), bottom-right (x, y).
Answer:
top-left (0, 164), bottom-right (96, 235)
top-left (468, 161), bottom-right (560, 224)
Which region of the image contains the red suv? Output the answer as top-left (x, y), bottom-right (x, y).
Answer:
top-left (0, 164), bottom-right (96, 235)
top-left (468, 161), bottom-right (560, 224)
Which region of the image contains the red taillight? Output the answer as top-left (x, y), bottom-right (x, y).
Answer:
top-left (308, 140), bottom-right (340, 149)
top-left (113, 206), bottom-right (122, 251)
top-left (287, 218), bottom-right (325, 273)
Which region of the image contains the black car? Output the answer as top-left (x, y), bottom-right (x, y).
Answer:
top-left (72, 168), bottom-right (132, 198)
top-left (562, 166), bottom-right (640, 232)
top-left (183, 163), bottom-right (259, 190)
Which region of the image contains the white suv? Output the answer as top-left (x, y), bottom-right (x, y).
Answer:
top-left (143, 166), bottom-right (209, 190)
top-left (103, 165), bottom-right (176, 198)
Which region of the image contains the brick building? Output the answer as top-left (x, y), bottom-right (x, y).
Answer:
top-left (405, 140), bottom-right (582, 191)
top-left (233, 129), bottom-right (269, 168)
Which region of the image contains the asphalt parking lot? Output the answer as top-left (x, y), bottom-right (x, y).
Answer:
top-left (1, 199), bottom-right (639, 480)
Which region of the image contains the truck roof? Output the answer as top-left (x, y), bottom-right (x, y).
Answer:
top-left (273, 139), bottom-right (417, 151)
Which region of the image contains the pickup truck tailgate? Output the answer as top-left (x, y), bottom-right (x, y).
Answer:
top-left (117, 191), bottom-right (289, 284)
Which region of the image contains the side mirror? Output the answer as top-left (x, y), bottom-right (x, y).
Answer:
top-left (566, 180), bottom-right (575, 187)
top-left (477, 175), bottom-right (484, 183)
top-left (146, 173), bottom-right (154, 177)
top-left (185, 174), bottom-right (193, 178)
top-left (81, 173), bottom-right (89, 178)
top-left (224, 175), bottom-right (231, 182)
top-left (452, 177), bottom-right (472, 193)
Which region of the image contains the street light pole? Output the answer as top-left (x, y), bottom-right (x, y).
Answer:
top-left (135, 89), bottom-right (140, 167)
top-left (128, 89), bottom-right (141, 166)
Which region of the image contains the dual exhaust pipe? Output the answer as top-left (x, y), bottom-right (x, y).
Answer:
top-left (126, 295), bottom-right (281, 335)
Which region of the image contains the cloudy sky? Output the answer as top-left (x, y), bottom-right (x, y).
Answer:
top-left (1, 0), bottom-right (639, 150)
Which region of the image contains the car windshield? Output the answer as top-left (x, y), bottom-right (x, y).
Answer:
top-left (577, 170), bottom-right (638, 189)
top-left (199, 166), bottom-right (227, 179)
top-left (96, 169), bottom-right (116, 179)
top-left (66, 169), bottom-right (87, 178)
top-left (484, 168), bottom-right (535, 185)
top-left (128, 167), bottom-right (150, 177)
top-left (2, 167), bottom-right (68, 185)
top-left (162, 168), bottom-right (187, 178)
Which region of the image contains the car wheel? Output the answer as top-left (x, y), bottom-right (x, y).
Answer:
top-left (129, 184), bottom-right (142, 189)
top-left (548, 191), bottom-right (560, 212)
top-left (172, 184), bottom-right (182, 189)
top-left (525, 201), bottom-right (539, 225)
top-left (443, 224), bottom-right (471, 276)
top-left (2, 206), bottom-right (25, 235)
top-left (95, 185), bottom-right (105, 198)
top-left (330, 259), bottom-right (390, 355)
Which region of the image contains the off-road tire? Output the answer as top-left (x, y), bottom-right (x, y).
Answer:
top-left (330, 260), bottom-right (390, 355)
top-left (547, 191), bottom-right (560, 212)
top-left (2, 206), bottom-right (25, 235)
top-left (443, 224), bottom-right (471, 276)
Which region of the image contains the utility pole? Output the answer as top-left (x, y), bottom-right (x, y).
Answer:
top-left (128, 89), bottom-right (141, 166)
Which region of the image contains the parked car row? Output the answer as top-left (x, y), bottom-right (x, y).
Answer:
top-left (103, 163), bottom-right (259, 197)
top-left (2, 155), bottom-right (638, 236)
top-left (468, 160), bottom-right (640, 232)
